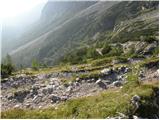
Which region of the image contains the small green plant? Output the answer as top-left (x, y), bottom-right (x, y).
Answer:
top-left (1, 54), bottom-right (15, 78)
top-left (31, 59), bottom-right (40, 71)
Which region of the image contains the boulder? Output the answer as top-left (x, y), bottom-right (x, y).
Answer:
top-left (14, 104), bottom-right (21, 109)
top-left (74, 82), bottom-right (79, 86)
top-left (33, 95), bottom-right (42, 104)
top-left (66, 86), bottom-right (72, 92)
top-left (96, 79), bottom-right (107, 89)
top-left (16, 74), bottom-right (27, 78)
top-left (131, 95), bottom-right (140, 102)
top-left (68, 81), bottom-right (73, 86)
top-left (124, 67), bottom-right (130, 73)
top-left (63, 83), bottom-right (69, 88)
top-left (104, 80), bottom-right (111, 84)
top-left (143, 42), bottom-right (157, 54)
top-left (50, 77), bottom-right (59, 83)
top-left (112, 81), bottom-right (123, 87)
top-left (61, 96), bottom-right (68, 101)
top-left (101, 68), bottom-right (112, 75)
top-left (131, 95), bottom-right (141, 112)
top-left (135, 42), bottom-right (147, 54)
top-left (41, 85), bottom-right (53, 95)
top-left (25, 103), bottom-right (31, 108)
top-left (30, 87), bottom-right (39, 98)
top-left (37, 74), bottom-right (47, 80)
top-left (76, 77), bottom-right (80, 82)
top-left (49, 95), bottom-right (61, 103)
top-left (139, 71), bottom-right (145, 78)
top-left (14, 90), bottom-right (30, 102)
top-left (12, 82), bottom-right (19, 88)
top-left (117, 75), bottom-right (123, 81)
top-left (7, 93), bottom-right (14, 100)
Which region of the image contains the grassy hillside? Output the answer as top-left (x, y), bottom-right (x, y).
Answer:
top-left (10, 1), bottom-right (158, 67)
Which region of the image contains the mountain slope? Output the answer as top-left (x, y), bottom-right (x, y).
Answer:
top-left (2, 1), bottom-right (96, 57)
top-left (9, 1), bottom-right (158, 67)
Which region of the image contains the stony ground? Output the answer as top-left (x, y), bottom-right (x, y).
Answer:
top-left (1, 64), bottom-right (131, 111)
top-left (1, 59), bottom-right (159, 113)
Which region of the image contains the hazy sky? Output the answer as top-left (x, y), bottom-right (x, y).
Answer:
top-left (0, 0), bottom-right (48, 27)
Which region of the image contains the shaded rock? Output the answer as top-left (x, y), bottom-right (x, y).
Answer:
top-left (14, 90), bottom-right (30, 102)
top-left (7, 93), bottom-right (14, 101)
top-left (66, 86), bottom-right (72, 92)
top-left (143, 42), bottom-right (157, 54)
top-left (16, 74), bottom-right (27, 78)
top-left (30, 87), bottom-right (39, 98)
top-left (25, 103), bottom-right (31, 108)
top-left (131, 95), bottom-right (141, 102)
top-left (63, 83), bottom-right (69, 88)
top-left (49, 95), bottom-right (61, 103)
top-left (33, 95), bottom-right (42, 104)
top-left (74, 82), bottom-right (79, 86)
top-left (49, 77), bottom-right (59, 85)
top-left (124, 67), bottom-right (130, 73)
top-left (139, 71), bottom-right (145, 78)
top-left (96, 79), bottom-right (107, 89)
top-left (41, 85), bottom-right (53, 95)
top-left (117, 75), bottom-right (123, 81)
top-left (104, 80), bottom-right (111, 84)
top-left (135, 42), bottom-right (147, 54)
top-left (112, 81), bottom-right (123, 87)
top-left (131, 95), bottom-right (141, 114)
top-left (37, 74), bottom-right (47, 80)
top-left (14, 104), bottom-right (21, 109)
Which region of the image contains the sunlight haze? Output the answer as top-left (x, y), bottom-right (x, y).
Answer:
top-left (0, 0), bottom-right (47, 19)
